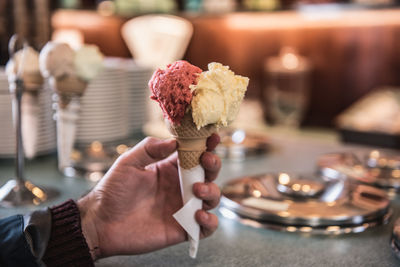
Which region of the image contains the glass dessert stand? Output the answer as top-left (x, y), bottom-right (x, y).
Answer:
top-left (0, 35), bottom-right (58, 207)
top-left (63, 138), bottom-right (141, 182)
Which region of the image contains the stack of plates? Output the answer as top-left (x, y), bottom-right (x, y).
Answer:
top-left (76, 58), bottom-right (152, 144)
top-left (0, 68), bottom-right (56, 158)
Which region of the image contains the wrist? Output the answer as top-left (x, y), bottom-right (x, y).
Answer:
top-left (43, 200), bottom-right (94, 266)
top-left (78, 194), bottom-right (101, 260)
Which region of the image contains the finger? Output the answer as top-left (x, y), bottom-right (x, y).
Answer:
top-left (161, 151), bottom-right (178, 169)
top-left (206, 133), bottom-right (220, 151)
top-left (196, 210), bottom-right (218, 238)
top-left (193, 182), bottom-right (221, 210)
top-left (120, 137), bottom-right (177, 169)
top-left (201, 152), bottom-right (221, 182)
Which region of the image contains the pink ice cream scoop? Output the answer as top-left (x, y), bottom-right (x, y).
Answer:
top-left (149, 60), bottom-right (202, 125)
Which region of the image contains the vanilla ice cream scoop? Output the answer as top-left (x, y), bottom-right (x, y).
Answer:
top-left (39, 42), bottom-right (75, 79)
top-left (190, 62), bottom-right (249, 129)
top-left (74, 45), bottom-right (103, 81)
top-left (6, 46), bottom-right (43, 90)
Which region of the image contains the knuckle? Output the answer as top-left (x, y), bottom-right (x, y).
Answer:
top-left (143, 136), bottom-right (158, 147)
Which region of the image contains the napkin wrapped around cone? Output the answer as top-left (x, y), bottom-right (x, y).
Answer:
top-left (167, 114), bottom-right (216, 257)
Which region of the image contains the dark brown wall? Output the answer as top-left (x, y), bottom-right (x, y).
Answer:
top-left (184, 11), bottom-right (400, 126)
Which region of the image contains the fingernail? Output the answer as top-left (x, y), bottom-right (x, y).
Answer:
top-left (212, 156), bottom-right (217, 166)
top-left (201, 212), bottom-right (209, 221)
top-left (200, 184), bottom-right (209, 195)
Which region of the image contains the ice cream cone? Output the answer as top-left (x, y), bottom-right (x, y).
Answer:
top-left (167, 113), bottom-right (216, 169)
top-left (167, 113), bottom-right (216, 258)
top-left (149, 60), bottom-right (248, 258)
top-left (50, 75), bottom-right (87, 171)
top-left (22, 73), bottom-right (43, 92)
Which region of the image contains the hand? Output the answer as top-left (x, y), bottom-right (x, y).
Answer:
top-left (77, 134), bottom-right (221, 259)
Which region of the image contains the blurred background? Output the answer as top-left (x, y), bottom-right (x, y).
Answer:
top-left (1, 0), bottom-right (400, 128)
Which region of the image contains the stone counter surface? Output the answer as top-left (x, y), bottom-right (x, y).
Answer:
top-left (1, 129), bottom-right (399, 266)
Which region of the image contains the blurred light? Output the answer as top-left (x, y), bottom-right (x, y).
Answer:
top-left (278, 211), bottom-right (289, 217)
top-left (116, 144), bottom-right (129, 155)
top-left (286, 226), bottom-right (297, 232)
top-left (252, 189), bottom-right (262, 198)
top-left (70, 149), bottom-right (81, 161)
top-left (219, 207), bottom-right (239, 220)
top-left (64, 167), bottom-right (76, 177)
top-left (89, 171), bottom-right (103, 182)
top-left (302, 184), bottom-right (311, 193)
top-left (326, 226), bottom-right (340, 232)
top-left (300, 226), bottom-right (312, 232)
top-left (292, 183), bottom-right (301, 191)
top-left (91, 141), bottom-right (103, 153)
top-left (32, 187), bottom-right (46, 200)
top-left (278, 173), bottom-right (290, 185)
top-left (392, 170), bottom-right (400, 178)
top-left (370, 150), bottom-right (380, 159)
top-left (25, 181), bottom-right (34, 190)
top-left (281, 53), bottom-right (299, 70)
top-left (232, 130), bottom-right (245, 144)
top-left (52, 29), bottom-right (84, 50)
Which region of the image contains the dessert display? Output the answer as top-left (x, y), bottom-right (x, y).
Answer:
top-left (0, 35), bottom-right (58, 207)
top-left (336, 88), bottom-right (400, 148)
top-left (6, 46), bottom-right (43, 158)
top-left (336, 88), bottom-right (400, 135)
top-left (39, 42), bottom-right (103, 171)
top-left (149, 60), bottom-right (249, 257)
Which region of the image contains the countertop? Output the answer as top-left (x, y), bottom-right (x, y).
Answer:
top-left (1, 128), bottom-right (399, 266)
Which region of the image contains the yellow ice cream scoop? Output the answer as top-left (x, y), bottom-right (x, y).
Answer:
top-left (190, 62), bottom-right (249, 129)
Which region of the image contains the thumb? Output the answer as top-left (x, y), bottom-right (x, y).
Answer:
top-left (120, 137), bottom-right (177, 168)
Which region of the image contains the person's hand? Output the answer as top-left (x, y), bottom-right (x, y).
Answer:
top-left (77, 134), bottom-right (221, 259)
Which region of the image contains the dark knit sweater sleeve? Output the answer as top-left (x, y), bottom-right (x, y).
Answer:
top-left (42, 199), bottom-right (94, 267)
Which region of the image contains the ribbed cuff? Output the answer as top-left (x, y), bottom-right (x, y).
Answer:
top-left (42, 199), bottom-right (94, 267)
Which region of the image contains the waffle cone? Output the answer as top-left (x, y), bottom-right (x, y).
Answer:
top-left (22, 73), bottom-right (43, 92)
top-left (167, 113), bottom-right (216, 169)
top-left (49, 75), bottom-right (87, 109)
top-left (58, 94), bottom-right (72, 109)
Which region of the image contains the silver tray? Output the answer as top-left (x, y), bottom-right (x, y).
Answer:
top-left (220, 172), bottom-right (391, 234)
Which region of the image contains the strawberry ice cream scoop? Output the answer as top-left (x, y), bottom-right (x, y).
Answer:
top-left (149, 60), bottom-right (202, 125)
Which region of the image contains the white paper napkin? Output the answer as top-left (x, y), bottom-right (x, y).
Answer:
top-left (173, 164), bottom-right (204, 258)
